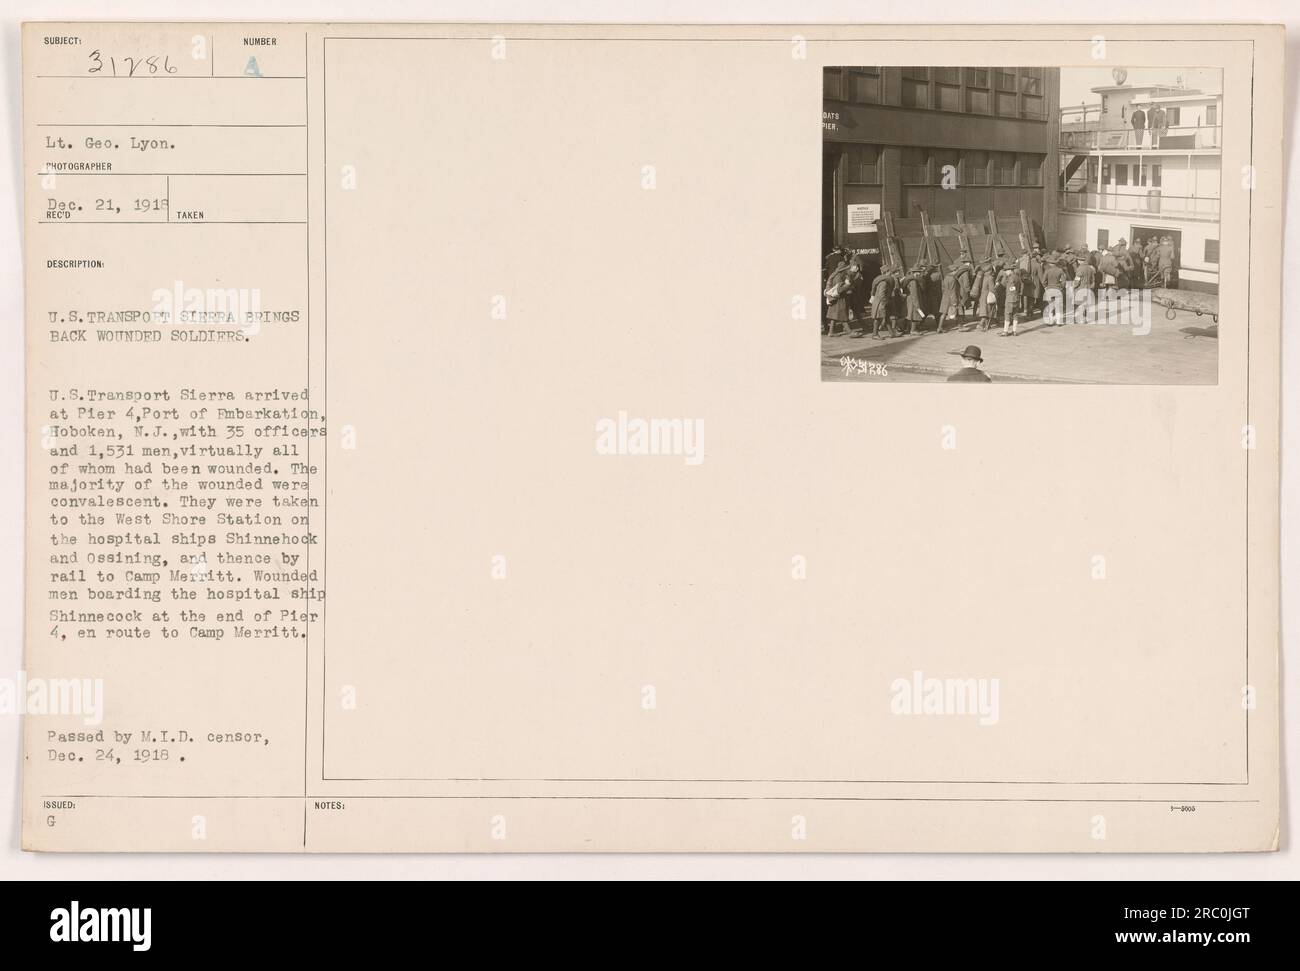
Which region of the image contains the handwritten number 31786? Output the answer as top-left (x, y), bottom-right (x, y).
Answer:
top-left (87, 50), bottom-right (178, 77)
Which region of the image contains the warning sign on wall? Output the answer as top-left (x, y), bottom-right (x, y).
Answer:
top-left (846, 203), bottom-right (881, 233)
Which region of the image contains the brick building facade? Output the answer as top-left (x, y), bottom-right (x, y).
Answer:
top-left (822, 66), bottom-right (1062, 264)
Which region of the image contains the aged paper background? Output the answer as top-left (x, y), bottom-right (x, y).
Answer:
top-left (17, 19), bottom-right (1282, 855)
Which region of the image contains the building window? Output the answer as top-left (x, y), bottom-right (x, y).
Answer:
top-left (1205, 239), bottom-right (1220, 263)
top-left (995, 91), bottom-right (1017, 116)
top-left (995, 69), bottom-right (1016, 91)
top-left (964, 150), bottom-right (990, 185)
top-left (1018, 153), bottom-right (1043, 186)
top-left (901, 78), bottom-right (930, 109)
top-left (936, 83), bottom-right (961, 111)
top-left (1115, 164), bottom-right (1129, 186)
top-left (847, 69), bottom-right (880, 104)
top-left (933, 66), bottom-right (961, 85)
top-left (1018, 69), bottom-right (1043, 96)
top-left (1151, 164), bottom-right (1162, 187)
top-left (993, 151), bottom-right (1017, 185)
top-left (966, 88), bottom-right (990, 113)
top-left (823, 67), bottom-right (842, 100)
top-left (964, 67), bottom-right (989, 88)
top-left (1167, 106), bottom-right (1181, 126)
top-left (1097, 229), bottom-right (1110, 249)
top-left (1101, 163), bottom-right (1112, 185)
top-left (1022, 95), bottom-right (1045, 118)
top-left (900, 146), bottom-right (929, 184)
top-left (844, 144), bottom-right (880, 184)
top-left (1207, 104), bottom-right (1217, 126)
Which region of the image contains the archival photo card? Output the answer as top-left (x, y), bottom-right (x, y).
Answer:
top-left (20, 23), bottom-right (1280, 854)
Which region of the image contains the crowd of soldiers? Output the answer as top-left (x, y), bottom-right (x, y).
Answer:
top-left (822, 234), bottom-right (1179, 340)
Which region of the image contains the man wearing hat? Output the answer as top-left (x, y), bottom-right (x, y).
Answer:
top-left (1149, 102), bottom-right (1167, 148)
top-left (1157, 235), bottom-right (1177, 287)
top-left (967, 261), bottom-right (987, 316)
top-left (937, 265), bottom-right (962, 334)
top-left (868, 269), bottom-right (900, 340)
top-left (1130, 104), bottom-right (1147, 148)
top-left (821, 247), bottom-right (850, 332)
top-left (823, 259), bottom-right (860, 337)
top-left (979, 260), bottom-right (1002, 332)
top-left (1098, 246), bottom-right (1120, 290)
top-left (952, 258), bottom-right (974, 310)
top-left (1074, 257), bottom-right (1098, 320)
top-left (1116, 241), bottom-right (1141, 289)
top-left (1018, 246), bottom-right (1044, 316)
top-left (903, 269), bottom-right (932, 336)
top-left (997, 260), bottom-right (1022, 337)
top-left (947, 344), bottom-right (991, 382)
top-left (1142, 236), bottom-right (1159, 283)
top-left (1041, 253), bottom-right (1068, 326)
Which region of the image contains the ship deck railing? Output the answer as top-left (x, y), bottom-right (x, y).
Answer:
top-left (1058, 123), bottom-right (1222, 152)
top-left (1057, 188), bottom-right (1220, 221)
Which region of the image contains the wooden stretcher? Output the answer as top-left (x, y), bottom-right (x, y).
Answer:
top-left (1151, 287), bottom-right (1219, 323)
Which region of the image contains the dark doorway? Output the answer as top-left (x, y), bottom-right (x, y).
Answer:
top-left (823, 147), bottom-right (839, 258)
top-left (1131, 225), bottom-right (1181, 287)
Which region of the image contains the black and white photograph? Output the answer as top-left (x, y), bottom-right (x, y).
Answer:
top-left (822, 66), bottom-right (1223, 383)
